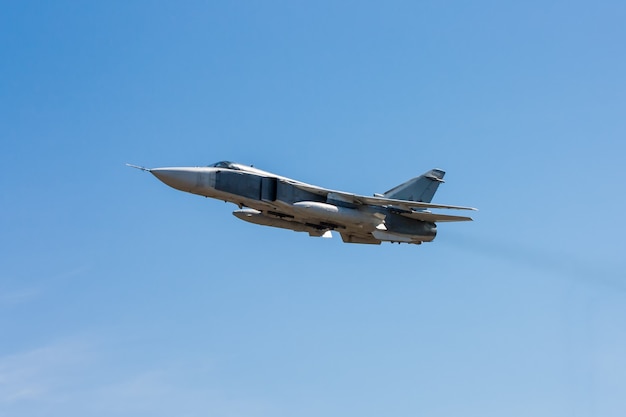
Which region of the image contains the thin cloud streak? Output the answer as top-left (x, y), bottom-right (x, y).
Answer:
top-left (0, 287), bottom-right (41, 307)
top-left (0, 265), bottom-right (91, 308)
top-left (444, 230), bottom-right (626, 292)
top-left (0, 339), bottom-right (92, 404)
top-left (0, 337), bottom-right (272, 417)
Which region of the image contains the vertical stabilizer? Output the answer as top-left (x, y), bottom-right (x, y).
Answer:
top-left (382, 169), bottom-right (445, 203)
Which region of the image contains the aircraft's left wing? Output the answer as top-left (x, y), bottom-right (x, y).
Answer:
top-left (286, 180), bottom-right (478, 211)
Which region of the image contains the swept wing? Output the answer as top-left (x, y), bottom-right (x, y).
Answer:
top-left (284, 180), bottom-right (478, 212)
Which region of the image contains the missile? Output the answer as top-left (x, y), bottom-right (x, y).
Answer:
top-left (291, 201), bottom-right (382, 228)
top-left (232, 208), bottom-right (330, 237)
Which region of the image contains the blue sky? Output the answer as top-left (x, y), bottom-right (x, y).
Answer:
top-left (2, 1), bottom-right (625, 416)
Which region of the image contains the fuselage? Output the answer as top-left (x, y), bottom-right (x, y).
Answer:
top-left (144, 161), bottom-right (442, 244)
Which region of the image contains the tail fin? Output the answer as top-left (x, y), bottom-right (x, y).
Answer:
top-left (382, 169), bottom-right (445, 203)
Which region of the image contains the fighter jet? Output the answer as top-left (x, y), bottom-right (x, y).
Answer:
top-left (128, 161), bottom-right (476, 245)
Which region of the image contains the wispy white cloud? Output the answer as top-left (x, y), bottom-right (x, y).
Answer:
top-left (84, 358), bottom-right (275, 417)
top-left (0, 338), bottom-right (92, 405)
top-left (0, 337), bottom-right (273, 417)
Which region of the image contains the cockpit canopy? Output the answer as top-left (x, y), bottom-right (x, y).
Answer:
top-left (206, 160), bottom-right (276, 178)
top-left (208, 161), bottom-right (240, 170)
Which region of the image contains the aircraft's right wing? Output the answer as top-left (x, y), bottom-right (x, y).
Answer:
top-left (286, 180), bottom-right (478, 211)
top-left (351, 194), bottom-right (477, 211)
top-left (399, 211), bottom-right (473, 222)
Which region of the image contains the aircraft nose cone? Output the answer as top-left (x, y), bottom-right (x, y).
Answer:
top-left (150, 168), bottom-right (196, 192)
